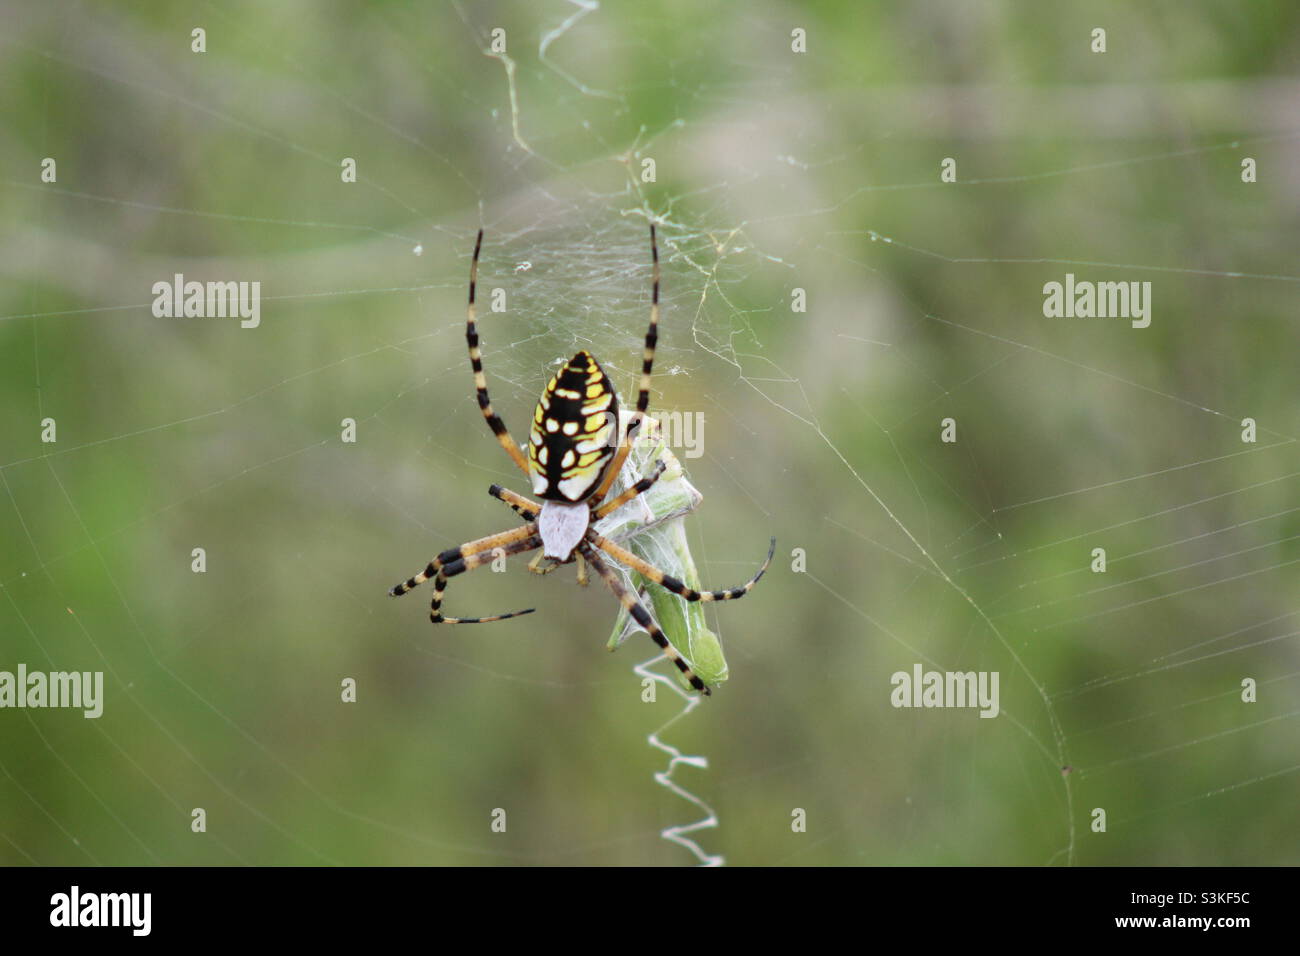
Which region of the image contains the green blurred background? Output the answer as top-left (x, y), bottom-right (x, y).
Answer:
top-left (2, 0), bottom-right (1297, 865)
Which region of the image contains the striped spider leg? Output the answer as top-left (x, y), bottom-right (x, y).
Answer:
top-left (585, 531), bottom-right (776, 606)
top-left (579, 542), bottom-right (709, 694)
top-left (586, 224), bottom-right (662, 509)
top-left (388, 523), bottom-right (539, 623)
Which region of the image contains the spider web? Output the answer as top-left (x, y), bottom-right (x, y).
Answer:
top-left (1, 0), bottom-right (1297, 866)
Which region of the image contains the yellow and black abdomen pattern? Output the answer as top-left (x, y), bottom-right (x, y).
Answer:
top-left (528, 350), bottom-right (619, 502)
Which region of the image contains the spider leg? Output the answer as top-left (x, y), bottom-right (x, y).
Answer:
top-left (526, 552), bottom-right (564, 576)
top-left (587, 533), bottom-right (776, 603)
top-left (589, 415), bottom-right (642, 508)
top-left (525, 549), bottom-right (585, 585)
top-left (466, 230), bottom-right (531, 477)
top-left (430, 534), bottom-right (542, 624)
top-left (579, 542), bottom-right (711, 696)
top-left (590, 223), bottom-right (660, 506)
top-left (388, 523), bottom-right (536, 596)
top-left (488, 483), bottom-right (540, 521)
top-left (592, 459), bottom-right (667, 520)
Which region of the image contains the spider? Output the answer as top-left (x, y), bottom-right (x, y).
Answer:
top-left (388, 224), bottom-right (775, 695)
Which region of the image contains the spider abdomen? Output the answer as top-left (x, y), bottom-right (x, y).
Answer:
top-left (527, 350), bottom-right (619, 502)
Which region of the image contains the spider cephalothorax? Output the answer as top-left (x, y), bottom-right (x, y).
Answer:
top-left (388, 225), bottom-right (774, 695)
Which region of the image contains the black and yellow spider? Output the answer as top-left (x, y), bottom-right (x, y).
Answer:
top-left (388, 225), bottom-right (774, 695)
